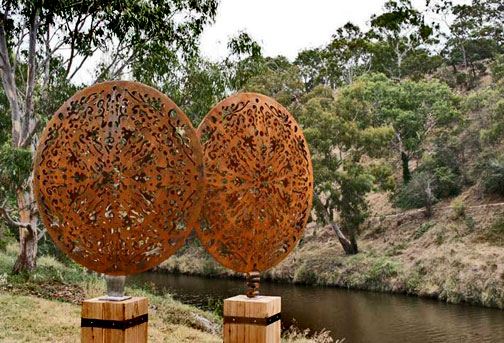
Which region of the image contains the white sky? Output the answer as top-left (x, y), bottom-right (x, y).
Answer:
top-left (199, 0), bottom-right (471, 62)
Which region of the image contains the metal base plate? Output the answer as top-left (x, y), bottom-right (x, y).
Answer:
top-left (98, 295), bottom-right (132, 302)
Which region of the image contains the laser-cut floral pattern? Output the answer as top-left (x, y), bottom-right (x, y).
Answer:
top-left (196, 93), bottom-right (313, 273)
top-left (34, 81), bottom-right (205, 275)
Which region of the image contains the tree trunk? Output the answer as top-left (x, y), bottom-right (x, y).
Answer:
top-left (401, 151), bottom-right (411, 184)
top-left (329, 222), bottom-right (358, 255)
top-left (349, 233), bottom-right (359, 254)
top-left (12, 188), bottom-right (38, 274)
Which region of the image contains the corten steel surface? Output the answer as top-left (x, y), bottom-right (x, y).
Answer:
top-left (196, 93), bottom-right (313, 276)
top-left (33, 81), bottom-right (205, 275)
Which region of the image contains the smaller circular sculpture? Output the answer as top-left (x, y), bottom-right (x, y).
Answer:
top-left (195, 93), bottom-right (313, 283)
top-left (34, 81), bottom-right (205, 275)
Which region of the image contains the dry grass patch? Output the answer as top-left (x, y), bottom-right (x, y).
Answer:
top-left (0, 293), bottom-right (222, 343)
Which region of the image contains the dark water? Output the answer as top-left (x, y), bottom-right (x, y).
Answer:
top-left (128, 273), bottom-right (504, 343)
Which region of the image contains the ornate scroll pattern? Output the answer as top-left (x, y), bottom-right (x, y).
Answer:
top-left (33, 81), bottom-right (205, 275)
top-left (196, 93), bottom-right (313, 273)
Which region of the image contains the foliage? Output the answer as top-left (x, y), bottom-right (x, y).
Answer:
top-left (242, 56), bottom-right (304, 108)
top-left (282, 323), bottom-right (335, 343)
top-left (0, 144), bottom-right (31, 197)
top-left (451, 199), bottom-right (466, 218)
top-left (394, 172), bottom-right (437, 213)
top-left (294, 85), bottom-right (393, 253)
top-left (334, 73), bottom-right (461, 183)
top-left (369, 0), bottom-right (437, 80)
top-left (225, 31), bottom-right (266, 92)
top-left (490, 55), bottom-right (504, 84)
top-left (414, 221), bottom-right (437, 239)
top-left (133, 55), bottom-right (227, 125)
top-left (366, 258), bottom-right (398, 289)
top-left (474, 152), bottom-right (504, 196)
top-left (417, 140), bottom-right (465, 198)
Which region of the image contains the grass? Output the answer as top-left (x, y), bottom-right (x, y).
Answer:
top-left (477, 215), bottom-right (504, 245)
top-left (160, 210), bottom-right (504, 310)
top-left (0, 242), bottom-right (335, 343)
top-left (414, 221), bottom-right (437, 239)
top-left (0, 293), bottom-right (222, 343)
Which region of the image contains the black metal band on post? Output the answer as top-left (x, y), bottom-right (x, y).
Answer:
top-left (223, 312), bottom-right (281, 326)
top-left (81, 314), bottom-right (148, 331)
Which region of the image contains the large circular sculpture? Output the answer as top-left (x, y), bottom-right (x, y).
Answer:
top-left (34, 81), bottom-right (205, 275)
top-left (196, 93), bottom-right (313, 281)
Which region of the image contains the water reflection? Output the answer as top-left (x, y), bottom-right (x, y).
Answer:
top-left (128, 273), bottom-right (504, 343)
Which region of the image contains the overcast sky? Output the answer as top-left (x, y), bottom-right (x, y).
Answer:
top-left (75, 0), bottom-right (471, 83)
top-left (199, 0), bottom-right (471, 62)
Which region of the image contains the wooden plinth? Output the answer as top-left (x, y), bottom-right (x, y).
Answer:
top-left (81, 296), bottom-right (148, 343)
top-left (223, 295), bottom-right (281, 343)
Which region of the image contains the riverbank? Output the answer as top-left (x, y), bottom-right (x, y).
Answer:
top-left (0, 243), bottom-right (337, 343)
top-left (157, 197), bottom-right (504, 309)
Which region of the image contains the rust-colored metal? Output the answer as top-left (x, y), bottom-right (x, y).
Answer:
top-left (246, 271), bottom-right (260, 298)
top-left (33, 81), bottom-right (205, 275)
top-left (195, 93), bottom-right (314, 288)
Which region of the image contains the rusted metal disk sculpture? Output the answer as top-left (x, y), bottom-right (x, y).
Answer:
top-left (33, 81), bottom-right (205, 275)
top-left (196, 93), bottom-right (313, 297)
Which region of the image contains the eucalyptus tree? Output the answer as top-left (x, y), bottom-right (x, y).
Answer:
top-left (295, 86), bottom-right (394, 255)
top-left (428, 0), bottom-right (502, 73)
top-left (241, 56), bottom-right (304, 109)
top-left (325, 23), bottom-right (372, 86)
top-left (0, 0), bottom-right (218, 273)
top-left (132, 53), bottom-right (227, 126)
top-left (225, 31), bottom-right (266, 92)
top-left (335, 73), bottom-right (462, 184)
top-left (295, 48), bottom-right (327, 92)
top-left (369, 0), bottom-right (436, 80)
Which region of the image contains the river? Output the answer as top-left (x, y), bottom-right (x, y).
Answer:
top-left (128, 272), bottom-right (504, 343)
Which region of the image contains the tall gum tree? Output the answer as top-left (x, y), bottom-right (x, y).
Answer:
top-left (0, 0), bottom-right (217, 273)
top-left (295, 86), bottom-right (394, 254)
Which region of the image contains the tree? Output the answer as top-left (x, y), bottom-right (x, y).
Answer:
top-left (295, 48), bottom-right (327, 92)
top-left (132, 53), bottom-right (227, 126)
top-left (335, 73), bottom-right (461, 184)
top-left (295, 86), bottom-right (394, 254)
top-left (225, 31), bottom-right (266, 92)
top-left (429, 0), bottom-right (502, 76)
top-left (242, 56), bottom-right (304, 109)
top-left (369, 0), bottom-right (436, 80)
top-left (0, 0), bottom-right (218, 273)
top-left (324, 23), bottom-right (372, 86)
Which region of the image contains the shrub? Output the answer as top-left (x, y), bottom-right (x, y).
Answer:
top-left (202, 260), bottom-right (220, 277)
top-left (282, 322), bottom-right (336, 343)
top-left (366, 258), bottom-right (398, 290)
top-left (465, 216), bottom-right (476, 231)
top-left (393, 172), bottom-right (437, 214)
top-left (490, 55), bottom-right (504, 83)
top-left (293, 263), bottom-right (318, 285)
top-left (451, 199), bottom-right (466, 218)
top-left (475, 154), bottom-right (504, 196)
top-left (414, 221), bottom-right (436, 239)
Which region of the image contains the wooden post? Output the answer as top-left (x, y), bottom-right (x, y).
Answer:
top-left (81, 297), bottom-right (148, 343)
top-left (223, 295), bottom-right (281, 343)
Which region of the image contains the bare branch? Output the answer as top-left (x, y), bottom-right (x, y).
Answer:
top-left (67, 47), bottom-right (98, 81)
top-left (0, 201), bottom-right (32, 230)
top-left (12, 22), bottom-right (28, 74)
top-left (37, 228), bottom-right (47, 241)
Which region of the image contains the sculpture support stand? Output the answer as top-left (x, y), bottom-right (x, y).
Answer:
top-left (82, 276), bottom-right (147, 343)
top-left (223, 295), bottom-right (281, 343)
top-left (100, 275), bottom-right (131, 301)
top-left (81, 296), bottom-right (148, 343)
